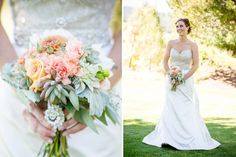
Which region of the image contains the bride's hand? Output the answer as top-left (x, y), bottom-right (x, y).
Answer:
top-left (22, 103), bottom-right (55, 143)
top-left (60, 118), bottom-right (86, 136)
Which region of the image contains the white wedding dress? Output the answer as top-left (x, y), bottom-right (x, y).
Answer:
top-left (143, 48), bottom-right (220, 150)
top-left (0, 0), bottom-right (122, 157)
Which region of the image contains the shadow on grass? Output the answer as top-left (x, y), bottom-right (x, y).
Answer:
top-left (211, 67), bottom-right (236, 87)
top-left (124, 118), bottom-right (236, 157)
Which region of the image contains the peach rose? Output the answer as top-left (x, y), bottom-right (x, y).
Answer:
top-left (25, 58), bottom-right (49, 92)
top-left (66, 40), bottom-right (84, 58)
top-left (169, 66), bottom-right (181, 77)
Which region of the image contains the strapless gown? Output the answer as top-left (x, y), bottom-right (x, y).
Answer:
top-left (142, 48), bottom-right (220, 150)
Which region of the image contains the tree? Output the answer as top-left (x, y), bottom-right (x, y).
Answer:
top-left (168, 0), bottom-right (236, 56)
top-left (124, 6), bottom-right (164, 70)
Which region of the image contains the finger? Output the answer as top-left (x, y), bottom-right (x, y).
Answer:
top-left (23, 109), bottom-right (55, 138)
top-left (29, 103), bottom-right (52, 130)
top-left (60, 118), bottom-right (77, 130)
top-left (36, 122), bottom-right (56, 138)
top-left (63, 109), bottom-right (69, 116)
top-left (62, 123), bottom-right (86, 136)
top-left (40, 135), bottom-right (53, 144)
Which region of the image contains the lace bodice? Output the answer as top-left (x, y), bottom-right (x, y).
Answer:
top-left (170, 48), bottom-right (192, 70)
top-left (10, 0), bottom-right (115, 53)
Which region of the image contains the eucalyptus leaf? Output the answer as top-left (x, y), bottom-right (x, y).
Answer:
top-left (105, 105), bottom-right (120, 125)
top-left (69, 91), bottom-right (79, 111)
top-left (45, 86), bottom-right (55, 99)
top-left (83, 79), bottom-right (94, 92)
top-left (62, 84), bottom-right (74, 91)
top-left (96, 111), bottom-right (108, 126)
top-left (53, 88), bottom-right (62, 99)
top-left (49, 92), bottom-right (56, 104)
top-left (64, 101), bottom-right (76, 115)
top-left (78, 88), bottom-right (108, 117)
top-left (22, 89), bottom-right (41, 103)
top-left (61, 88), bottom-right (69, 97)
top-left (74, 80), bottom-right (86, 95)
top-left (1, 64), bottom-right (29, 89)
top-left (56, 84), bottom-right (63, 92)
top-left (60, 95), bottom-right (67, 104)
top-left (73, 108), bottom-right (98, 133)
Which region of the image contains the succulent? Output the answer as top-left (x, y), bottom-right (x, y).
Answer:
top-left (40, 80), bottom-right (72, 105)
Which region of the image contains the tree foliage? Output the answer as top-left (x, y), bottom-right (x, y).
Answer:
top-left (168, 0), bottom-right (236, 56)
top-left (124, 6), bottom-right (164, 70)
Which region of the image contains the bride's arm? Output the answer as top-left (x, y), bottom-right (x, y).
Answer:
top-left (163, 40), bottom-right (172, 73)
top-left (108, 32), bottom-right (121, 87)
top-left (0, 0), bottom-right (17, 68)
top-left (183, 43), bottom-right (199, 80)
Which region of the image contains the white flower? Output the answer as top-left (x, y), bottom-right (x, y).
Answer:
top-left (45, 104), bottom-right (65, 130)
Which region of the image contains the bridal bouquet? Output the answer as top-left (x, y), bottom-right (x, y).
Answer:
top-left (1, 30), bottom-right (120, 157)
top-left (168, 66), bottom-right (185, 91)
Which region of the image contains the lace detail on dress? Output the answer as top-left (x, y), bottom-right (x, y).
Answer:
top-left (10, 0), bottom-right (115, 50)
top-left (170, 48), bottom-right (192, 70)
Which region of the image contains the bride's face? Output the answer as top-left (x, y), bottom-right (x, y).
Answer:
top-left (176, 21), bottom-right (189, 36)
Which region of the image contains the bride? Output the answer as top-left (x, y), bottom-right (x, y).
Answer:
top-left (0, 0), bottom-right (121, 156)
top-left (143, 18), bottom-right (220, 150)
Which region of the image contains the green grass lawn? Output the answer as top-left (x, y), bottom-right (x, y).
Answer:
top-left (124, 69), bottom-right (236, 157)
top-left (124, 118), bottom-right (236, 157)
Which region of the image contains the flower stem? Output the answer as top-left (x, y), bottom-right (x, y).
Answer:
top-left (37, 130), bottom-right (70, 157)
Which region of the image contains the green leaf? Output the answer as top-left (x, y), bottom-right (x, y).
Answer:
top-left (22, 89), bottom-right (41, 103)
top-left (69, 91), bottom-right (79, 111)
top-left (45, 86), bottom-right (55, 99)
top-left (64, 101), bottom-right (76, 115)
top-left (74, 80), bottom-right (86, 95)
top-left (95, 69), bottom-right (110, 81)
top-left (73, 108), bottom-right (98, 133)
top-left (53, 88), bottom-right (62, 99)
top-left (95, 72), bottom-right (104, 81)
top-left (56, 84), bottom-right (63, 92)
top-left (37, 43), bottom-right (42, 53)
top-left (78, 89), bottom-right (107, 117)
top-left (62, 84), bottom-right (74, 91)
top-left (103, 70), bottom-right (110, 77)
top-left (47, 46), bottom-right (54, 54)
top-left (60, 95), bottom-right (67, 104)
top-left (49, 92), bottom-right (56, 104)
top-left (96, 111), bottom-right (108, 126)
top-left (83, 79), bottom-right (94, 92)
top-left (61, 88), bottom-right (69, 97)
top-left (105, 105), bottom-right (120, 125)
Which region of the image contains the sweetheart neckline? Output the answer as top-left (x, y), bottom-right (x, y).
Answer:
top-left (171, 48), bottom-right (192, 54)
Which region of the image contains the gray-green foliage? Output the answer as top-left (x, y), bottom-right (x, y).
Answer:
top-left (78, 88), bottom-right (108, 117)
top-left (81, 46), bottom-right (100, 64)
top-left (1, 63), bottom-right (31, 89)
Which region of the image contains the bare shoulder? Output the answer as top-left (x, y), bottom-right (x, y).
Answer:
top-left (188, 40), bottom-right (198, 48)
top-left (188, 41), bottom-right (198, 57)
